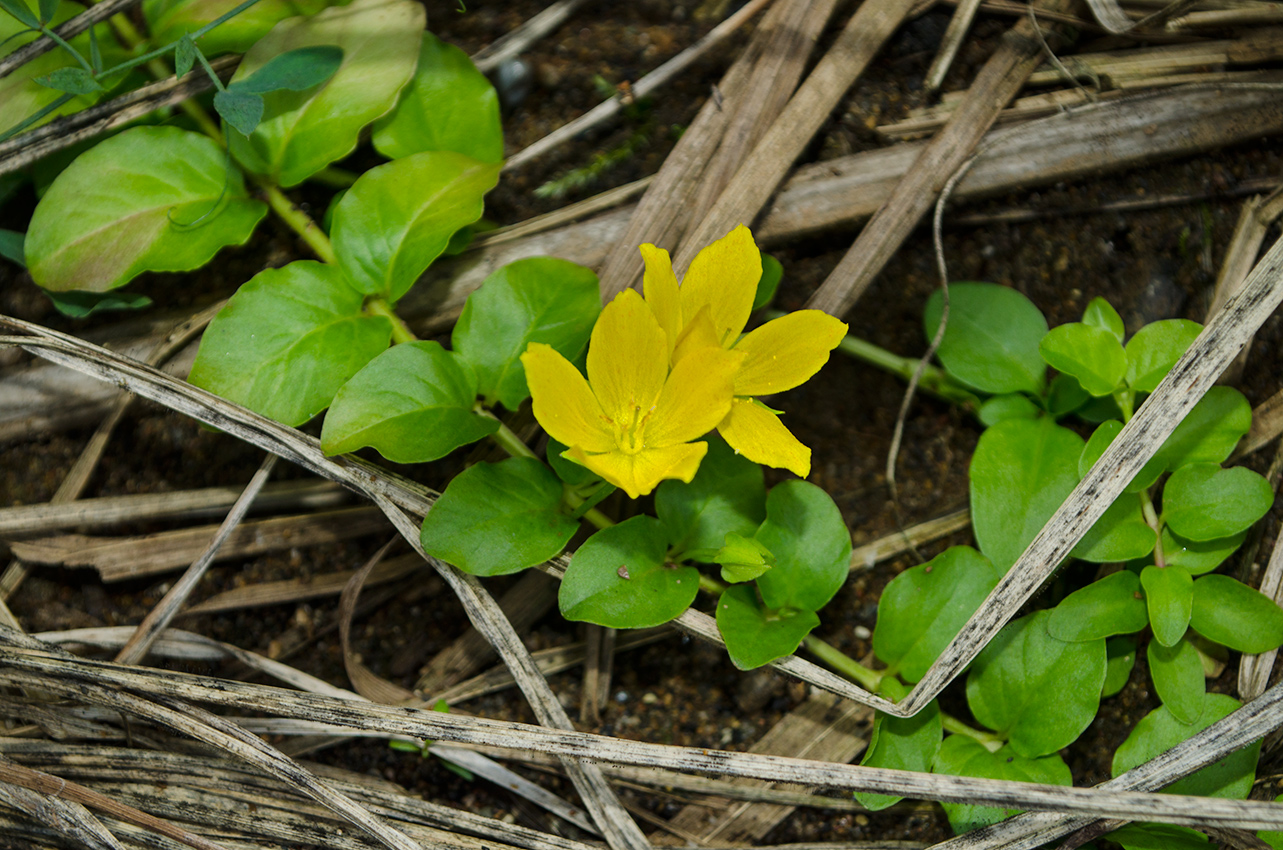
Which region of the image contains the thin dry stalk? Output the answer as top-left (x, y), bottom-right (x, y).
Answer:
top-left (0, 765), bottom-right (124, 850)
top-left (850, 509), bottom-right (970, 571)
top-left (1239, 451), bottom-right (1283, 700)
top-left (338, 538), bottom-right (415, 705)
top-left (471, 0), bottom-right (592, 73)
top-left (1025, 32), bottom-right (1283, 87)
top-left (503, 0), bottom-right (774, 172)
top-left (924, 0), bottom-right (984, 93)
top-left (181, 553), bottom-right (421, 615)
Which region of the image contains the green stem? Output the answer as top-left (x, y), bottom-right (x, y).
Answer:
top-left (107, 15), bottom-right (223, 140)
top-left (38, 24), bottom-right (94, 73)
top-left (365, 297), bottom-right (417, 344)
top-left (699, 573), bottom-right (726, 596)
top-left (801, 635), bottom-right (883, 691)
top-left (1141, 490), bottom-right (1165, 568)
top-left (941, 713), bottom-right (1005, 750)
top-left (261, 184), bottom-right (338, 264)
top-left (311, 166), bottom-right (360, 188)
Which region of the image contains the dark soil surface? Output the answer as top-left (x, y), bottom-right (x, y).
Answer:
top-left (4, 1), bottom-right (1283, 847)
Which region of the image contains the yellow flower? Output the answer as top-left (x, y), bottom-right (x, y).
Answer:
top-left (521, 288), bottom-right (743, 499)
top-left (639, 225), bottom-right (848, 478)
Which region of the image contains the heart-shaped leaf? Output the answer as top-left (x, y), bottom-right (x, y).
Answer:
top-left (452, 257), bottom-right (600, 410)
top-left (331, 151), bottom-right (500, 300)
top-left (1163, 463), bottom-right (1273, 541)
top-left (420, 458), bottom-right (577, 576)
top-left (1071, 493), bottom-right (1156, 563)
top-left (656, 436), bottom-right (766, 559)
top-left (924, 282), bottom-right (1047, 395)
top-left (715, 583), bottom-right (820, 670)
top-left (978, 393), bottom-right (1040, 426)
top-left (1151, 386), bottom-right (1252, 472)
top-left (1161, 527), bottom-right (1245, 576)
top-left (320, 340), bottom-right (498, 462)
top-left (1190, 575), bottom-right (1283, 654)
top-left (26, 126), bottom-right (266, 292)
top-left (188, 260), bottom-right (392, 425)
top-left (1048, 570), bottom-right (1148, 642)
top-left (1125, 319), bottom-right (1202, 393)
top-left (754, 480), bottom-right (851, 613)
top-left (1039, 322), bottom-right (1126, 396)
top-left (1082, 296), bottom-right (1124, 341)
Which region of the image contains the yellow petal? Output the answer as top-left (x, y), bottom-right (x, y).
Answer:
top-left (733, 311), bottom-right (848, 396)
top-left (521, 343), bottom-right (616, 453)
top-left (679, 224), bottom-right (760, 348)
top-left (586, 289), bottom-right (668, 427)
top-left (569, 442), bottom-right (709, 499)
top-left (671, 304), bottom-right (720, 366)
top-left (641, 243), bottom-right (681, 359)
top-left (646, 343), bottom-right (742, 448)
top-left (717, 397), bottom-right (811, 478)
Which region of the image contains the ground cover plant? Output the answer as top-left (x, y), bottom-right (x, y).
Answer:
top-left (3, 2), bottom-right (1283, 849)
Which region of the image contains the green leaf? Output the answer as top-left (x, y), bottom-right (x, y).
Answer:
top-left (933, 736), bottom-right (1071, 834)
top-left (452, 257), bottom-right (600, 410)
top-left (1079, 420), bottom-right (1163, 493)
top-left (1260, 795), bottom-right (1283, 849)
top-left (715, 533), bottom-right (774, 584)
top-left (35, 66), bottom-right (101, 95)
top-left (753, 253), bottom-right (782, 312)
top-left (546, 438), bottom-right (601, 488)
top-left (1190, 575), bottom-right (1283, 654)
top-left (320, 341), bottom-right (498, 463)
top-left (925, 282), bottom-right (1048, 395)
top-left (1046, 373), bottom-right (1090, 418)
top-left (1162, 527), bottom-right (1245, 575)
top-left (1039, 322), bottom-right (1126, 397)
top-left (36, 0), bottom-right (57, 23)
top-left (419, 458), bottom-right (577, 576)
top-left (1072, 494), bottom-right (1156, 563)
top-left (656, 436), bottom-right (766, 558)
top-left (1125, 319), bottom-right (1202, 393)
top-left (970, 417), bottom-right (1084, 572)
top-left (25, 126), bottom-right (267, 293)
top-left (229, 44), bottom-right (343, 94)
top-left (227, 0), bottom-right (422, 187)
top-left (1163, 463), bottom-right (1273, 541)
top-left (1151, 386), bottom-right (1252, 472)
top-left (331, 151), bottom-right (499, 300)
top-left (560, 516), bottom-right (698, 628)
top-left (1113, 694), bottom-right (1258, 799)
top-left (1103, 636), bottom-right (1136, 697)
top-left (753, 481), bottom-right (851, 613)
top-left (1109, 824), bottom-right (1210, 850)
top-left (855, 678), bottom-right (942, 811)
top-left (174, 34), bottom-right (196, 77)
top-left (43, 288), bottom-right (152, 317)
top-left (214, 89), bottom-right (265, 134)
top-left (188, 261), bottom-right (392, 426)
top-left (144, 0), bottom-right (333, 57)
top-left (1141, 564), bottom-right (1193, 648)
top-left (1048, 571), bottom-right (1148, 642)
top-left (965, 611), bottom-right (1106, 758)
top-left (715, 582), bottom-right (821, 670)
top-left (0, 228), bottom-right (24, 265)
top-left (1083, 296), bottom-right (1124, 342)
top-left (0, 0), bottom-right (40, 28)
top-left (872, 546), bottom-right (1002, 683)
top-left (978, 393), bottom-right (1039, 426)
top-left (1148, 636), bottom-right (1206, 724)
top-left (372, 32), bottom-right (503, 163)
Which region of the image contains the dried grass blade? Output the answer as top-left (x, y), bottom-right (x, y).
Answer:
top-left (0, 764), bottom-right (124, 850)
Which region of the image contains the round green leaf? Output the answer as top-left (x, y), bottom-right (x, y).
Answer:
top-left (1125, 319), bottom-right (1202, 393)
top-left (872, 546), bottom-right (1003, 683)
top-left (1190, 575), bottom-right (1283, 654)
top-left (1103, 636), bottom-right (1137, 697)
top-left (656, 436), bottom-right (766, 559)
top-left (25, 127), bottom-right (267, 293)
top-left (560, 516), bottom-right (698, 628)
top-left (1083, 296), bottom-right (1125, 342)
top-left (855, 679), bottom-right (942, 811)
top-left (753, 481), bottom-right (851, 613)
top-left (1162, 527), bottom-right (1245, 575)
top-left (188, 260), bottom-right (392, 425)
top-left (331, 151), bottom-right (499, 300)
top-left (372, 32), bottom-right (503, 163)
top-left (1163, 463), bottom-right (1274, 542)
top-left (143, 0), bottom-right (332, 56)
top-left (227, 0), bottom-right (423, 187)
top-left (965, 611), bottom-right (1106, 758)
top-left (1079, 420), bottom-right (1164, 493)
top-left (1113, 694), bottom-right (1258, 799)
top-left (1141, 564), bottom-right (1193, 648)
top-left (419, 458), bottom-right (577, 576)
top-left (1039, 322), bottom-right (1127, 396)
top-left (970, 417), bottom-right (1084, 572)
top-left (1109, 824), bottom-right (1211, 850)
top-left (1151, 386), bottom-right (1252, 472)
top-left (1048, 570), bottom-right (1148, 642)
top-left (977, 393), bottom-right (1039, 427)
top-left (452, 257), bottom-right (601, 410)
top-left (933, 736), bottom-right (1071, 834)
top-left (924, 282), bottom-right (1048, 395)
top-left (320, 341), bottom-right (498, 462)
top-left (1046, 372), bottom-right (1091, 418)
top-left (715, 582), bottom-right (820, 670)
top-left (1148, 636), bottom-right (1206, 724)
top-left (1072, 494), bottom-right (1156, 563)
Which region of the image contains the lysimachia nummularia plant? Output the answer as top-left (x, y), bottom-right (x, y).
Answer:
top-left (850, 283), bottom-right (1283, 847)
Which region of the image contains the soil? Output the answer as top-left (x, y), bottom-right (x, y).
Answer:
top-left (3, 0), bottom-right (1283, 847)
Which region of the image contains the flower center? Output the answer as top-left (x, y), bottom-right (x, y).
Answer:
top-left (614, 400), bottom-right (654, 455)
